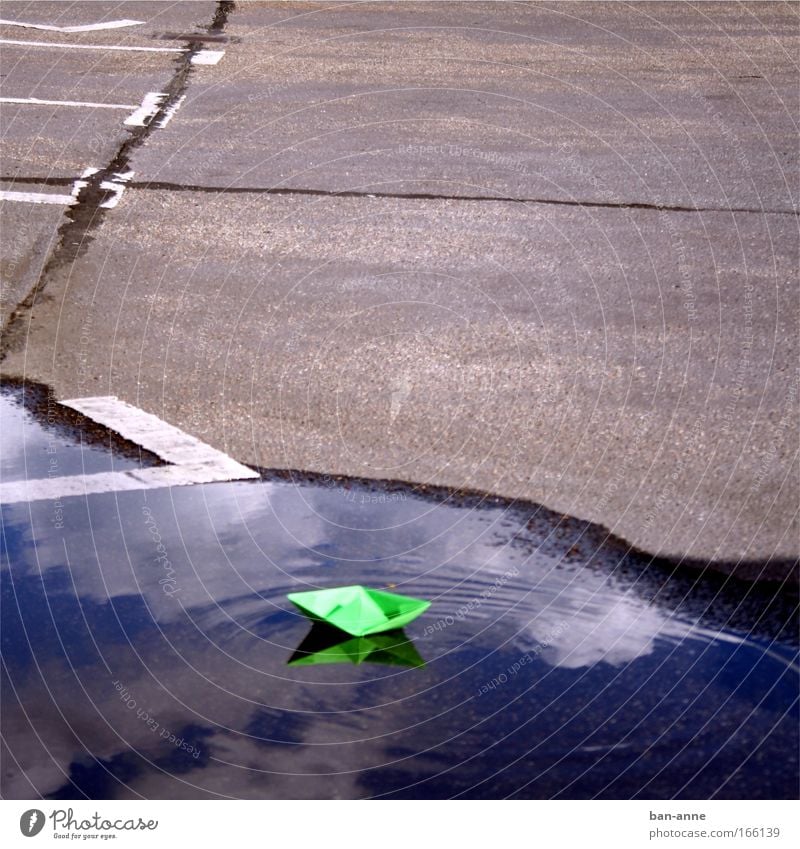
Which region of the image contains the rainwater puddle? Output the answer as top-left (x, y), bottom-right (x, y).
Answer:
top-left (1, 384), bottom-right (797, 799)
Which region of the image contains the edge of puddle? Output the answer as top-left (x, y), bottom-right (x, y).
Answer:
top-left (3, 377), bottom-right (797, 588)
top-left (1, 377), bottom-right (165, 467)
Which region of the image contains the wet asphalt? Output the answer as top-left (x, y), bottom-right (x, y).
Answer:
top-left (1, 2), bottom-right (798, 576)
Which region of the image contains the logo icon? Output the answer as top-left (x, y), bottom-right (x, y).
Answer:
top-left (19, 810), bottom-right (45, 837)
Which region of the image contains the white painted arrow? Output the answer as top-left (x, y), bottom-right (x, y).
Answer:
top-left (0, 396), bottom-right (259, 504)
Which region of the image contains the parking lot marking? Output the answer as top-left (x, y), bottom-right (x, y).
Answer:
top-left (156, 95), bottom-right (186, 128)
top-left (0, 96), bottom-right (137, 110)
top-left (60, 396), bottom-right (257, 472)
top-left (72, 168), bottom-right (134, 209)
top-left (0, 37), bottom-right (184, 55)
top-left (0, 39), bottom-right (225, 64)
top-left (0, 463), bottom-right (258, 503)
top-left (0, 18), bottom-right (143, 33)
top-left (0, 189), bottom-right (76, 205)
top-left (0, 396), bottom-right (259, 504)
top-left (1, 91), bottom-right (176, 130)
top-left (1, 169), bottom-right (133, 209)
top-left (191, 49), bottom-right (225, 65)
top-left (124, 91), bottom-right (167, 126)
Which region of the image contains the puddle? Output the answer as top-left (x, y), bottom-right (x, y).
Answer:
top-left (0, 383), bottom-right (162, 483)
top-left (1, 387), bottom-right (797, 799)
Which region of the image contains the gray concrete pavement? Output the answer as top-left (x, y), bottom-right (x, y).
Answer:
top-left (133, 1), bottom-right (799, 210)
top-left (2, 2), bottom-right (798, 576)
top-left (0, 1), bottom-right (219, 334)
top-left (1, 1), bottom-right (219, 177)
top-left (0, 194), bottom-right (62, 326)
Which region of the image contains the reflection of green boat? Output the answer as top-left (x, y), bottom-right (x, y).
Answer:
top-left (288, 625), bottom-right (425, 668)
top-left (287, 585), bottom-right (431, 636)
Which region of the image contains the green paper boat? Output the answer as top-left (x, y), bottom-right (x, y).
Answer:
top-left (287, 585), bottom-right (431, 636)
top-left (288, 625), bottom-right (425, 668)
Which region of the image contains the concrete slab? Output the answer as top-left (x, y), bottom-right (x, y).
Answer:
top-left (129, 1), bottom-right (799, 211)
top-left (0, 188), bottom-right (65, 326)
top-left (1, 102), bottom-right (151, 179)
top-left (4, 185), bottom-right (796, 569)
top-left (0, 1), bottom-right (219, 179)
top-left (0, 0), bottom-right (223, 336)
top-left (0, 2), bottom-right (217, 41)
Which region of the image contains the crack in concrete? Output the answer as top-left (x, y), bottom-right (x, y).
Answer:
top-left (0, 0), bottom-right (235, 358)
top-left (154, 33), bottom-right (236, 43)
top-left (0, 177), bottom-right (77, 187)
top-left (3, 174), bottom-right (796, 216)
top-left (98, 182), bottom-right (800, 216)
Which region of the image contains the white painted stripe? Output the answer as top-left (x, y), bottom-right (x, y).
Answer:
top-left (97, 179), bottom-right (127, 209)
top-left (191, 49), bottom-right (225, 65)
top-left (0, 463), bottom-right (257, 504)
top-left (71, 168), bottom-right (132, 208)
top-left (0, 396), bottom-right (259, 505)
top-left (2, 168), bottom-right (133, 209)
top-left (124, 91), bottom-right (167, 127)
top-left (0, 18), bottom-right (143, 33)
top-left (0, 189), bottom-right (75, 205)
top-left (0, 96), bottom-right (137, 110)
top-left (61, 396), bottom-right (257, 473)
top-left (70, 166), bottom-right (99, 201)
top-left (156, 94), bottom-right (185, 128)
top-left (0, 37), bottom-right (183, 54)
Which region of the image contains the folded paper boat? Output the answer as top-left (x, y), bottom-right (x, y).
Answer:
top-left (287, 585), bottom-right (431, 636)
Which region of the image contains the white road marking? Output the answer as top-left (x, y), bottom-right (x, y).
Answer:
top-left (96, 179), bottom-right (127, 209)
top-left (124, 91), bottom-right (167, 127)
top-left (0, 37), bottom-right (184, 54)
top-left (1, 91), bottom-right (178, 131)
top-left (1, 169), bottom-right (133, 209)
top-left (0, 396), bottom-right (259, 504)
top-left (72, 168), bottom-right (134, 209)
top-left (0, 464), bottom-right (257, 502)
top-left (0, 39), bottom-right (225, 65)
top-left (191, 49), bottom-right (225, 65)
top-left (0, 189), bottom-right (75, 205)
top-left (156, 94), bottom-right (186, 127)
top-left (0, 18), bottom-right (143, 33)
top-left (59, 397), bottom-right (253, 471)
top-left (0, 96), bottom-right (137, 110)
